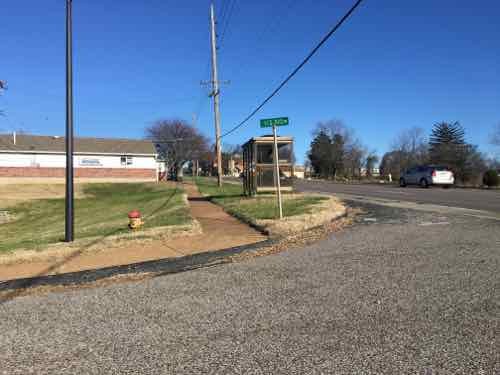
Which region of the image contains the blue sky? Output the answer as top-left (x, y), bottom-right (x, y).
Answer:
top-left (1, 0), bottom-right (499, 163)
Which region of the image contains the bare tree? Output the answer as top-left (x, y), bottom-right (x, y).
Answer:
top-left (343, 140), bottom-right (366, 178)
top-left (314, 119), bottom-right (355, 146)
top-left (145, 119), bottom-right (209, 180)
top-left (393, 127), bottom-right (427, 169)
top-left (380, 127), bottom-right (428, 180)
top-left (390, 126), bottom-right (428, 164)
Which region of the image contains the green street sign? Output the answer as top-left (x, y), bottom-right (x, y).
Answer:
top-left (260, 117), bottom-right (289, 128)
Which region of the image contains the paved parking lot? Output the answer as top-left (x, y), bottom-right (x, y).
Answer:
top-left (295, 179), bottom-right (500, 213)
top-left (1, 200), bottom-right (498, 374)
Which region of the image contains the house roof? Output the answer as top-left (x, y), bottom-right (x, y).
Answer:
top-left (0, 134), bottom-right (156, 155)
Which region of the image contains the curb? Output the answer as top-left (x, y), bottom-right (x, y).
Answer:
top-left (0, 239), bottom-right (276, 292)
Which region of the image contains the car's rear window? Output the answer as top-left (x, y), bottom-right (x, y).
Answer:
top-left (432, 166), bottom-right (448, 171)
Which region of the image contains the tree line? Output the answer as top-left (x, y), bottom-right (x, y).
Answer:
top-left (379, 121), bottom-right (499, 185)
top-left (148, 117), bottom-right (499, 185)
top-left (307, 119), bottom-right (377, 180)
top-left (308, 119), bottom-right (499, 186)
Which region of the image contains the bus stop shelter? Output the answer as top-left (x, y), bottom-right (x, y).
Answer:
top-left (242, 135), bottom-right (294, 195)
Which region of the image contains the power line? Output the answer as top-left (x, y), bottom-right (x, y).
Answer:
top-left (193, 58), bottom-right (212, 121)
top-left (229, 0), bottom-right (298, 75)
top-left (219, 0), bottom-right (238, 47)
top-left (217, 0), bottom-right (231, 31)
top-left (221, 0), bottom-right (364, 139)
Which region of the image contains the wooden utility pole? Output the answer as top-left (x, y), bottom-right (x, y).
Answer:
top-left (209, 3), bottom-right (223, 187)
top-left (192, 113), bottom-right (199, 178)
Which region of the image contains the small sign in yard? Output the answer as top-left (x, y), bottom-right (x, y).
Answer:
top-left (260, 117), bottom-right (289, 128)
top-left (0, 211), bottom-right (10, 224)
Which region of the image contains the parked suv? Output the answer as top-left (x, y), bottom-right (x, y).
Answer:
top-left (400, 165), bottom-right (454, 188)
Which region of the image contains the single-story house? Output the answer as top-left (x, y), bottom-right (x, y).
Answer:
top-left (0, 133), bottom-right (158, 181)
top-left (360, 167), bottom-right (380, 177)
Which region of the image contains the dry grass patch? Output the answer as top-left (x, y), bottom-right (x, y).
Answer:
top-left (0, 183), bottom-right (192, 254)
top-left (0, 184), bottom-right (86, 209)
top-left (256, 194), bottom-right (346, 236)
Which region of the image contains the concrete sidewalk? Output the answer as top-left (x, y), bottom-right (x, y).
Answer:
top-left (0, 181), bottom-right (266, 281)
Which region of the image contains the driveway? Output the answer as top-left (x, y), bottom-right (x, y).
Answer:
top-left (1, 200), bottom-right (498, 374)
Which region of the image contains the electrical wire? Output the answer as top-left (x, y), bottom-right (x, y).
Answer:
top-left (217, 0), bottom-right (231, 31)
top-left (229, 0), bottom-right (298, 76)
top-left (193, 58), bottom-right (212, 124)
top-left (220, 0), bottom-right (364, 139)
top-left (219, 0), bottom-right (238, 47)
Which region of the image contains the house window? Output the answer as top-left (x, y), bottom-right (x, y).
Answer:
top-left (120, 155), bottom-right (133, 166)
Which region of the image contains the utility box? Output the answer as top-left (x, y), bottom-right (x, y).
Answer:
top-left (242, 135), bottom-right (294, 195)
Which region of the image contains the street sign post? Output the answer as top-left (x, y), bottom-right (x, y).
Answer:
top-left (260, 117), bottom-right (289, 219)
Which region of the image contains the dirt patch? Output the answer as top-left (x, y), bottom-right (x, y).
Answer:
top-left (0, 184), bottom-right (87, 208)
top-left (231, 206), bottom-right (359, 263)
top-left (0, 207), bottom-right (359, 300)
top-left (0, 220), bottom-right (202, 266)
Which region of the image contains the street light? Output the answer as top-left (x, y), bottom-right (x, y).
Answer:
top-left (65, 0), bottom-right (74, 242)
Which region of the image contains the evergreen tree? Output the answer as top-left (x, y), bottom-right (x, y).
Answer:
top-left (429, 121), bottom-right (465, 145)
top-left (429, 121), bottom-right (465, 166)
top-left (308, 131), bottom-right (332, 178)
top-left (428, 121), bottom-right (486, 184)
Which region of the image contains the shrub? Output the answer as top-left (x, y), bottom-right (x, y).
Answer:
top-left (483, 169), bottom-right (499, 187)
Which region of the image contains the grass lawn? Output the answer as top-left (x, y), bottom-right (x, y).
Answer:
top-left (193, 177), bottom-right (327, 222)
top-left (0, 183), bottom-right (190, 253)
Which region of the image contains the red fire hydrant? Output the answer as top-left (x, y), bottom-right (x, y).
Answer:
top-left (128, 210), bottom-right (143, 230)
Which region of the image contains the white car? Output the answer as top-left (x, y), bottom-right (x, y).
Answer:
top-left (400, 165), bottom-right (454, 188)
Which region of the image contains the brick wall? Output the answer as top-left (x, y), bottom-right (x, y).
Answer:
top-left (0, 167), bottom-right (156, 179)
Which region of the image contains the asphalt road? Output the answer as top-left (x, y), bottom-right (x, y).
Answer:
top-left (1, 202), bottom-right (499, 374)
top-left (294, 180), bottom-right (500, 213)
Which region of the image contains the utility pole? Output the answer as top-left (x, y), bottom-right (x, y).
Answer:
top-left (192, 113), bottom-right (199, 178)
top-left (209, 3), bottom-right (223, 187)
top-left (65, 0), bottom-right (74, 242)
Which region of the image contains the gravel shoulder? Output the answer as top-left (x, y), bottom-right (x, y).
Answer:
top-left (0, 202), bottom-right (498, 374)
